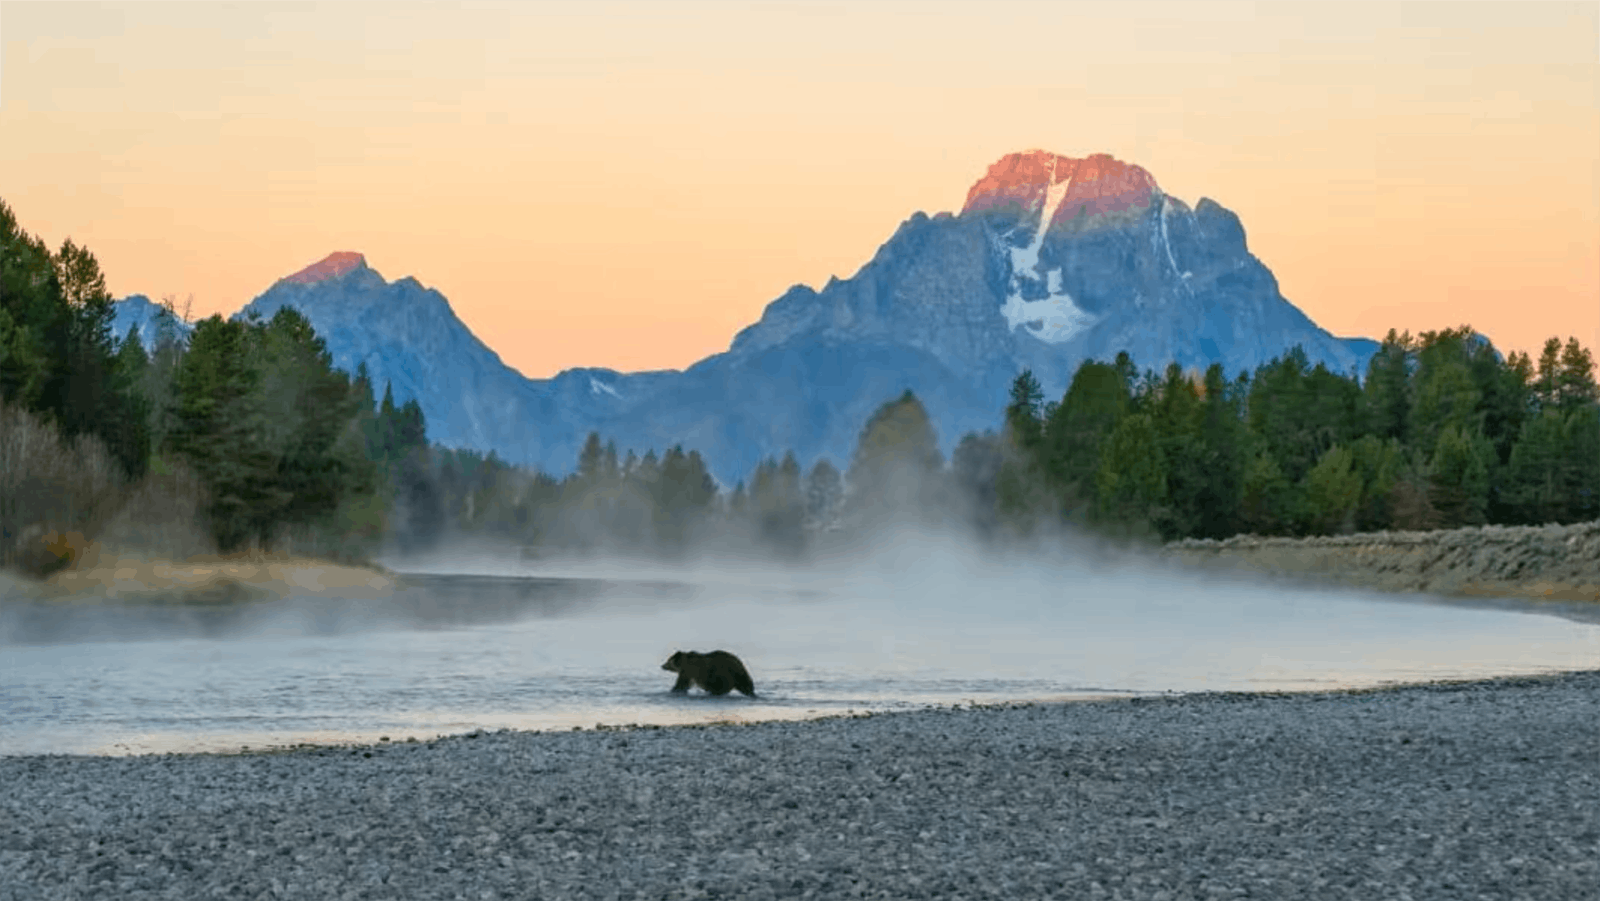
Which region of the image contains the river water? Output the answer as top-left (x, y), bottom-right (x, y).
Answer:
top-left (3, 536), bottom-right (1597, 756)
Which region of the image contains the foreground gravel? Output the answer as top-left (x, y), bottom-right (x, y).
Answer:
top-left (4, 672), bottom-right (1597, 901)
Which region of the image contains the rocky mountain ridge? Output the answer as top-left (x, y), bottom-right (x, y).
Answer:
top-left (111, 149), bottom-right (1380, 484)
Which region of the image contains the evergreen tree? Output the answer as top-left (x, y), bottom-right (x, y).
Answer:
top-left (1093, 413), bottom-right (1166, 537)
top-left (1533, 338), bottom-right (1562, 411)
top-left (1505, 411), bottom-right (1584, 524)
top-left (1362, 329), bottom-right (1413, 444)
top-left (1147, 363), bottom-right (1206, 540)
top-left (1004, 370), bottom-right (1044, 453)
top-left (1041, 359), bottom-right (1132, 515)
top-left (746, 451), bottom-right (804, 552)
top-left (1565, 406), bottom-right (1600, 523)
top-left (1554, 337), bottom-right (1598, 416)
top-left (803, 457), bottom-right (844, 532)
top-left (1193, 363), bottom-right (1246, 539)
top-left (1249, 347), bottom-right (1358, 490)
top-left (110, 325), bottom-right (153, 474)
top-left (167, 315), bottom-right (274, 550)
top-left (1387, 453), bottom-right (1441, 532)
top-left (0, 205), bottom-right (147, 478)
top-left (651, 444), bottom-right (716, 548)
top-left (949, 432), bottom-right (1003, 536)
top-left (1303, 444), bottom-right (1362, 535)
top-left (1427, 424), bottom-right (1491, 528)
top-left (1238, 450), bottom-right (1291, 535)
top-left (846, 390), bottom-right (945, 526)
top-left (253, 307), bottom-right (377, 536)
top-left (0, 199), bottom-right (59, 411)
top-left (1409, 327), bottom-right (1484, 457)
top-left (139, 299), bottom-right (189, 454)
top-left (1348, 435), bottom-right (1404, 532)
top-left (576, 432), bottom-right (605, 483)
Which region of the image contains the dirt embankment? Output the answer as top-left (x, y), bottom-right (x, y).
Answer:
top-left (1164, 520), bottom-right (1600, 603)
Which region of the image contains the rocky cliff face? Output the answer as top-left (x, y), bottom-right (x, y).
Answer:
top-left (726, 149), bottom-right (1375, 403)
top-left (240, 254), bottom-right (563, 465)
top-left (113, 150), bottom-right (1379, 484)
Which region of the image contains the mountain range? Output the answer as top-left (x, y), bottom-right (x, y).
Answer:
top-left (112, 149), bottom-right (1379, 485)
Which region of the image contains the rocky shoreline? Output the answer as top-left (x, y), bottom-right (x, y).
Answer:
top-left (3, 671), bottom-right (1596, 900)
top-left (1165, 519), bottom-right (1600, 604)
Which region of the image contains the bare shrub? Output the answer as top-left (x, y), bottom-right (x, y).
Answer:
top-left (0, 399), bottom-right (127, 576)
top-left (96, 456), bottom-right (216, 563)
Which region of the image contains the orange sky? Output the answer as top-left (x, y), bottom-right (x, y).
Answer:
top-left (2, 1), bottom-right (1596, 378)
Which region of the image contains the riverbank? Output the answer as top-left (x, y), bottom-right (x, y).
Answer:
top-left (1165, 519), bottom-right (1600, 603)
top-left (11, 551), bottom-right (398, 604)
top-left (2, 670), bottom-right (1595, 900)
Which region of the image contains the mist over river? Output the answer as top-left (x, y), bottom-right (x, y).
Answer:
top-left (3, 533), bottom-right (1597, 756)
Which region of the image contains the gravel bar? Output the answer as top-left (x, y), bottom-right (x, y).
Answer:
top-left (4, 672), bottom-right (1598, 901)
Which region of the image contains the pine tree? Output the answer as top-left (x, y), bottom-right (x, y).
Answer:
top-left (1563, 406), bottom-right (1600, 522)
top-left (949, 432), bottom-right (1003, 535)
top-left (1042, 359), bottom-right (1132, 516)
top-left (1193, 363), bottom-right (1246, 539)
top-left (1504, 412), bottom-right (1580, 524)
top-left (1409, 327), bottom-right (1484, 458)
top-left (576, 432), bottom-right (605, 483)
top-left (1249, 347), bottom-right (1354, 489)
top-left (1555, 337), bottom-right (1598, 416)
top-left (1427, 424), bottom-right (1491, 528)
top-left (846, 390), bottom-right (945, 527)
top-left (1348, 435), bottom-right (1404, 532)
top-left (1004, 370), bottom-right (1044, 453)
top-left (1363, 329), bottom-right (1413, 444)
top-left (803, 457), bottom-right (844, 532)
top-left (1303, 444), bottom-right (1362, 535)
top-left (1148, 362), bottom-right (1206, 540)
top-left (168, 315), bottom-right (275, 550)
top-left (1238, 450), bottom-right (1291, 535)
top-left (1094, 413), bottom-right (1167, 537)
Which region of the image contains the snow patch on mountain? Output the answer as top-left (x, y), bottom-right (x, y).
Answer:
top-left (1159, 195), bottom-right (1183, 277)
top-left (589, 377), bottom-right (621, 399)
top-left (1001, 160), bottom-right (1096, 343)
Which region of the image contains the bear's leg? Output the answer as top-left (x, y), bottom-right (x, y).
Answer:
top-left (671, 673), bottom-right (693, 693)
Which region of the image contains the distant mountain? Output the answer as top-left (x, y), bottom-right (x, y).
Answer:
top-left (112, 150), bottom-right (1379, 484)
top-left (110, 294), bottom-right (191, 350)
top-left (241, 252), bottom-right (623, 469)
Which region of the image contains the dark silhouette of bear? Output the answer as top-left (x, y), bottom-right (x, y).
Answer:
top-left (661, 650), bottom-right (756, 697)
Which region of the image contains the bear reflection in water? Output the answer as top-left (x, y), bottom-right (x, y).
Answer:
top-left (661, 650), bottom-right (757, 697)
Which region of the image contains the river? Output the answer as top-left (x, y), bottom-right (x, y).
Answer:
top-left (4, 537), bottom-right (1597, 755)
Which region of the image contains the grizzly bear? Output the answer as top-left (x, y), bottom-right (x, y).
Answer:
top-left (661, 650), bottom-right (756, 697)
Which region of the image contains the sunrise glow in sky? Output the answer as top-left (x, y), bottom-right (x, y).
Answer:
top-left (2, 2), bottom-right (1596, 378)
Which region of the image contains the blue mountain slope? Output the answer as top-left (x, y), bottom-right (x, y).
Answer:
top-left (111, 151), bottom-right (1378, 485)
top-left (109, 295), bottom-right (191, 350)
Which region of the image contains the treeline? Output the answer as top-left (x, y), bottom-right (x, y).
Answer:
top-left (427, 331), bottom-right (1598, 557)
top-left (1, 198), bottom-right (427, 574)
top-left (992, 330), bottom-right (1599, 541)
top-left (394, 390), bottom-right (943, 560)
